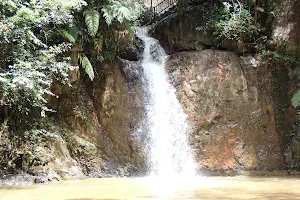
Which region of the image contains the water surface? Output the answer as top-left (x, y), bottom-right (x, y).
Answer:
top-left (1, 177), bottom-right (300, 200)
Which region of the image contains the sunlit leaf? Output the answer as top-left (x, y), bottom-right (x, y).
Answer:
top-left (292, 90), bottom-right (300, 108)
top-left (83, 9), bottom-right (100, 37)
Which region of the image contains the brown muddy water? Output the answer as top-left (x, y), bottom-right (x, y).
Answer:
top-left (0, 176), bottom-right (300, 200)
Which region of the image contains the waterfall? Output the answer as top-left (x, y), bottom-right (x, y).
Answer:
top-left (135, 27), bottom-right (196, 177)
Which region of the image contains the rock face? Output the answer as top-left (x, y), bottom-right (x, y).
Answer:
top-left (0, 60), bottom-right (147, 183)
top-left (89, 60), bottom-right (146, 171)
top-left (151, 1), bottom-right (247, 54)
top-left (2, 0), bottom-right (300, 183)
top-left (270, 0), bottom-right (300, 170)
top-left (166, 50), bottom-right (285, 172)
top-left (56, 60), bottom-right (147, 177)
top-left (150, 0), bottom-right (300, 174)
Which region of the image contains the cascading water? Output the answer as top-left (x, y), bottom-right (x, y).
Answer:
top-left (135, 27), bottom-right (196, 177)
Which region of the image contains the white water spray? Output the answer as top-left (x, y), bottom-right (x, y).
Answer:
top-left (135, 27), bottom-right (196, 177)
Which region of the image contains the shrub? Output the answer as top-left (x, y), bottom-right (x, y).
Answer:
top-left (0, 0), bottom-right (86, 117)
top-left (206, 0), bottom-right (258, 43)
top-left (102, 0), bottom-right (144, 26)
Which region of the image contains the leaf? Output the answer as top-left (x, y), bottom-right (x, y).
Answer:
top-left (248, 0), bottom-right (256, 10)
top-left (292, 90), bottom-right (300, 108)
top-left (83, 9), bottom-right (100, 37)
top-left (102, 0), bottom-right (143, 26)
top-left (78, 53), bottom-right (95, 81)
top-left (59, 29), bottom-right (76, 43)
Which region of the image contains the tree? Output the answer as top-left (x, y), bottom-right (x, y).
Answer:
top-left (0, 0), bottom-right (143, 119)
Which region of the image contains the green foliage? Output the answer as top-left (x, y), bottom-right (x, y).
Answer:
top-left (0, 0), bottom-right (142, 119)
top-left (60, 29), bottom-right (77, 43)
top-left (78, 53), bottom-right (95, 81)
top-left (248, 0), bottom-right (256, 11)
top-left (24, 129), bottom-right (59, 143)
top-left (292, 90), bottom-right (300, 108)
top-left (60, 24), bottom-right (80, 44)
top-left (0, 0), bottom-right (85, 117)
top-left (260, 44), bottom-right (300, 111)
top-left (260, 44), bottom-right (300, 65)
top-left (102, 0), bottom-right (143, 26)
top-left (1, 0), bottom-right (87, 25)
top-left (83, 9), bottom-right (100, 37)
top-left (0, 0), bottom-right (144, 173)
top-left (0, 44), bottom-right (75, 115)
top-left (206, 0), bottom-right (258, 42)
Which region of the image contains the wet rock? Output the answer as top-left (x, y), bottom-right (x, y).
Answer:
top-left (285, 139), bottom-right (300, 169)
top-left (118, 45), bottom-right (140, 61)
top-left (34, 177), bottom-right (52, 184)
top-left (269, 0), bottom-right (300, 169)
top-left (103, 27), bottom-right (141, 61)
top-left (90, 60), bottom-right (147, 172)
top-left (55, 60), bottom-right (147, 177)
top-left (270, 0), bottom-right (300, 48)
top-left (166, 49), bottom-right (285, 172)
top-left (151, 1), bottom-right (251, 54)
top-left (0, 58), bottom-right (147, 182)
top-left (21, 133), bottom-right (86, 180)
top-left (66, 134), bottom-right (102, 175)
top-left (0, 173), bottom-right (34, 186)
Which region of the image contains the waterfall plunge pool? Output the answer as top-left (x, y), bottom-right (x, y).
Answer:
top-left (2, 28), bottom-right (299, 200)
top-left (1, 177), bottom-right (300, 199)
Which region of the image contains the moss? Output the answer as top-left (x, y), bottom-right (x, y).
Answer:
top-left (0, 114), bottom-right (68, 173)
top-left (58, 83), bottom-right (96, 130)
top-left (67, 134), bottom-right (99, 158)
top-left (261, 44), bottom-right (300, 65)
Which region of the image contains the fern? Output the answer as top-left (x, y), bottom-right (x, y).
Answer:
top-left (78, 53), bottom-right (95, 81)
top-left (292, 90), bottom-right (300, 108)
top-left (83, 9), bottom-right (100, 37)
top-left (102, 0), bottom-right (143, 26)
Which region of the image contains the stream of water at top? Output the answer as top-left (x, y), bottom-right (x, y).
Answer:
top-left (135, 27), bottom-right (196, 177)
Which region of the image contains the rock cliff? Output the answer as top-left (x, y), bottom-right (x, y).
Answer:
top-left (166, 50), bottom-right (284, 172)
top-left (152, 0), bottom-right (300, 174)
top-left (0, 59), bottom-right (148, 184)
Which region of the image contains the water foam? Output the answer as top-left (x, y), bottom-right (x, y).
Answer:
top-left (135, 27), bottom-right (196, 177)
